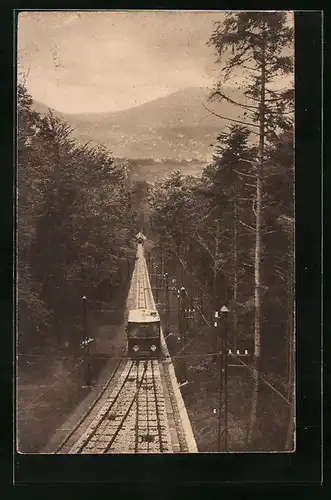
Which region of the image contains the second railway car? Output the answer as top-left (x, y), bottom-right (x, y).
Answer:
top-left (126, 308), bottom-right (161, 358)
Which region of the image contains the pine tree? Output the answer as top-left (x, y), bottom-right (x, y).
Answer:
top-left (17, 83), bottom-right (138, 353)
top-left (208, 11), bottom-right (294, 445)
top-left (203, 124), bottom-right (256, 350)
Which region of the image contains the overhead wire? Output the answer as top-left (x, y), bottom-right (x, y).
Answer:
top-left (18, 244), bottom-right (291, 408)
top-left (17, 348), bottom-right (290, 406)
top-left (197, 310), bottom-right (291, 405)
top-left (19, 359), bottom-right (84, 411)
top-left (172, 245), bottom-right (293, 400)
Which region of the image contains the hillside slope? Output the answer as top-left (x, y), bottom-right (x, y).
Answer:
top-left (32, 87), bottom-right (247, 161)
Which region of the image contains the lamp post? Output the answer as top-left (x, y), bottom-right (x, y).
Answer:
top-left (216, 309), bottom-right (222, 451)
top-left (189, 295), bottom-right (195, 330)
top-left (177, 288), bottom-right (181, 340)
top-left (155, 265), bottom-right (159, 303)
top-left (81, 295), bottom-right (91, 387)
top-left (221, 305), bottom-right (229, 452)
top-left (164, 273), bottom-right (170, 336)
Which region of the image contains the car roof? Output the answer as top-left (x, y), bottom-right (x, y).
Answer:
top-left (128, 308), bottom-right (160, 323)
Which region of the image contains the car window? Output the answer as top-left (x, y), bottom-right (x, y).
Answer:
top-left (128, 323), bottom-right (159, 337)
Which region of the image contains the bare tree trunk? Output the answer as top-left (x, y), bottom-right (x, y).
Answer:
top-left (213, 219), bottom-right (220, 354)
top-left (286, 228), bottom-right (295, 450)
top-left (161, 252), bottom-right (164, 278)
top-left (213, 219), bottom-right (220, 310)
top-left (248, 31), bottom-right (266, 445)
top-left (199, 286), bottom-right (204, 322)
top-left (233, 190), bottom-right (238, 352)
top-left (247, 364), bottom-right (259, 446)
top-left (176, 242), bottom-right (181, 285)
top-left (287, 230), bottom-right (295, 398)
top-left (248, 143), bottom-right (263, 444)
top-left (254, 81), bottom-right (265, 364)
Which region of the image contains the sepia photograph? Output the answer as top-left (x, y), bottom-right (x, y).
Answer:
top-left (16, 10), bottom-right (295, 455)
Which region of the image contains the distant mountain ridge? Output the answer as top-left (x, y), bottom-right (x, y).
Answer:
top-left (31, 100), bottom-right (62, 116)
top-left (31, 87), bottom-right (247, 162)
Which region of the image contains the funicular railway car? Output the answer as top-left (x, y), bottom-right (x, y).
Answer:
top-left (126, 308), bottom-right (161, 358)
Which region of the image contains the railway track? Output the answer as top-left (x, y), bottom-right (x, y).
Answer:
top-left (53, 238), bottom-right (197, 454)
top-left (134, 360), bottom-right (171, 453)
top-left (66, 359), bottom-right (172, 454)
top-left (132, 243), bottom-right (155, 311)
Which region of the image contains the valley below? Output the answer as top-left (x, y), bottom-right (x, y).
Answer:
top-left (32, 86), bottom-right (249, 181)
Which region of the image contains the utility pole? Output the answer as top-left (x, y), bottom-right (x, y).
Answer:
top-left (221, 305), bottom-right (229, 452)
top-left (216, 305), bottom-right (229, 452)
top-left (187, 305), bottom-right (195, 332)
top-left (180, 286), bottom-right (187, 382)
top-left (213, 219), bottom-right (220, 356)
top-left (177, 288), bottom-right (181, 340)
top-left (214, 301), bottom-right (219, 364)
top-left (155, 265), bottom-right (159, 303)
top-left (164, 273), bottom-right (170, 336)
top-left (215, 310), bottom-right (222, 451)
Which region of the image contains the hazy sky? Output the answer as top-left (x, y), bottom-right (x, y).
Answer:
top-left (18, 11), bottom-right (227, 113)
top-left (18, 11), bottom-right (294, 114)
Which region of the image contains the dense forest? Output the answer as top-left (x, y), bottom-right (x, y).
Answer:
top-left (149, 128), bottom-right (294, 378)
top-left (148, 12), bottom-right (294, 448)
top-left (17, 11), bottom-right (295, 452)
top-left (17, 83), bottom-right (141, 356)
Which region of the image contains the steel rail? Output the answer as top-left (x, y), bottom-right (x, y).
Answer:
top-left (151, 360), bottom-right (165, 453)
top-left (134, 361), bottom-right (140, 453)
top-left (56, 347), bottom-right (127, 453)
top-left (73, 360), bottom-right (135, 453)
top-left (146, 364), bottom-right (150, 453)
top-left (103, 361), bottom-right (149, 453)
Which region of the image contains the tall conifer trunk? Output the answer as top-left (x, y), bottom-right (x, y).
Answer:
top-left (248, 27), bottom-right (266, 444)
top-left (213, 219), bottom-right (220, 311)
top-left (233, 190), bottom-right (238, 352)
